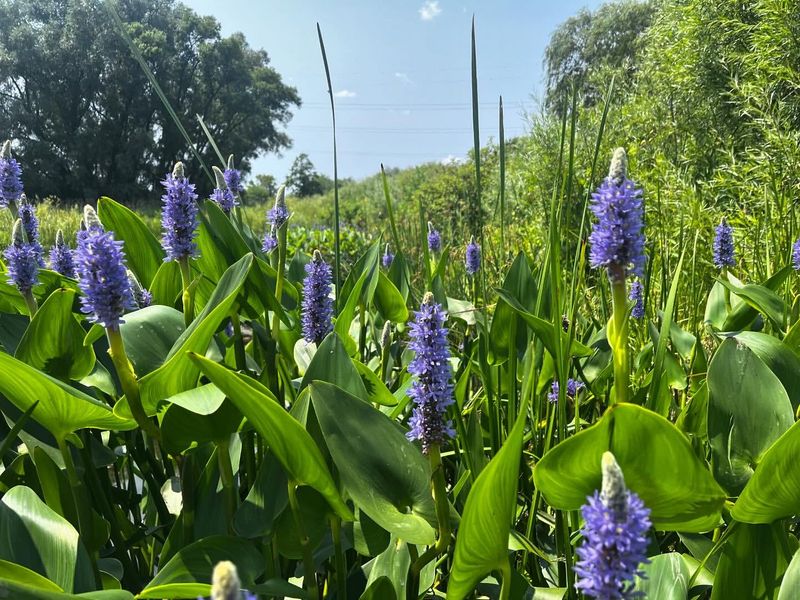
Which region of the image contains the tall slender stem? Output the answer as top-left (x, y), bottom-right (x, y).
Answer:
top-left (288, 481), bottom-right (319, 600)
top-left (22, 289), bottom-right (38, 317)
top-left (331, 516), bottom-right (347, 600)
top-left (178, 257), bottom-right (194, 327)
top-left (271, 224), bottom-right (287, 340)
top-left (413, 444), bottom-right (451, 574)
top-left (608, 270), bottom-right (630, 405)
top-left (216, 438), bottom-right (237, 534)
top-left (106, 327), bottom-right (161, 442)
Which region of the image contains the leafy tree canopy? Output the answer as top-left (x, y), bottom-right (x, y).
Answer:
top-left (0, 0), bottom-right (300, 201)
top-left (286, 153), bottom-right (334, 198)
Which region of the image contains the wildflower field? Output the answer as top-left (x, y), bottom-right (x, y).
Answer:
top-left (3, 3), bottom-right (800, 600)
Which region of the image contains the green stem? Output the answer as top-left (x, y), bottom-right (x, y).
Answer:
top-left (609, 272), bottom-right (629, 405)
top-left (412, 444), bottom-right (451, 574)
top-left (178, 257), bottom-right (194, 327)
top-left (179, 454), bottom-right (195, 544)
top-left (231, 311), bottom-right (248, 373)
top-left (498, 564), bottom-right (512, 600)
top-left (722, 266), bottom-right (733, 314)
top-left (331, 516), bottom-right (347, 600)
top-left (106, 327), bottom-right (161, 442)
top-left (288, 481), bottom-right (319, 600)
top-left (216, 438), bottom-right (237, 534)
top-left (22, 289), bottom-right (38, 317)
top-left (271, 225), bottom-right (288, 340)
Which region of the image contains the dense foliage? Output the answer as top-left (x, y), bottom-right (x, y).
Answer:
top-left (0, 0), bottom-right (299, 201)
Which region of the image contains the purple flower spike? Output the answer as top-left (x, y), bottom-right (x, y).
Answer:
top-left (262, 227), bottom-right (278, 253)
top-left (589, 148), bottom-right (645, 282)
top-left (75, 206), bottom-right (135, 330)
top-left (548, 378), bottom-right (585, 403)
top-left (17, 195), bottom-right (44, 266)
top-left (406, 292), bottom-right (455, 453)
top-left (224, 154), bottom-right (243, 194)
top-left (382, 243), bottom-right (394, 269)
top-left (629, 280), bottom-right (644, 319)
top-left (713, 217), bottom-right (735, 270)
top-left (4, 219), bottom-right (40, 293)
top-left (49, 229), bottom-right (76, 278)
top-left (465, 236), bottom-right (481, 276)
top-left (427, 222), bottom-right (441, 253)
top-left (0, 140), bottom-right (23, 208)
top-left (574, 452), bottom-right (651, 599)
top-left (161, 162), bottom-right (199, 261)
top-left (211, 166), bottom-right (237, 214)
top-left (267, 185), bottom-right (289, 230)
top-left (793, 238), bottom-right (800, 271)
top-left (301, 250), bottom-right (334, 345)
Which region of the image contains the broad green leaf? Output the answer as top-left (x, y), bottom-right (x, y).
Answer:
top-left (14, 289), bottom-right (95, 381)
top-left (160, 398), bottom-right (242, 455)
top-left (708, 338), bottom-right (794, 494)
top-left (732, 418), bottom-right (800, 523)
top-left (719, 276), bottom-right (788, 331)
top-left (309, 381), bottom-right (436, 544)
top-left (778, 548), bottom-right (800, 600)
top-left (118, 306), bottom-right (185, 377)
top-left (334, 267), bottom-right (369, 356)
top-left (138, 535), bottom-right (262, 599)
top-left (354, 360), bottom-right (398, 406)
top-left (300, 333), bottom-right (369, 401)
top-left (116, 254), bottom-right (252, 417)
top-left (0, 486), bottom-right (94, 593)
top-left (364, 536), bottom-right (411, 600)
top-left (710, 522), bottom-right (790, 600)
top-left (633, 553), bottom-right (689, 599)
top-left (447, 403), bottom-right (526, 600)
top-left (250, 580), bottom-right (308, 599)
top-left (0, 559), bottom-right (64, 592)
top-left (533, 403), bottom-right (725, 532)
top-left (731, 331), bottom-right (800, 409)
top-left (0, 579), bottom-right (132, 599)
top-left (189, 353), bottom-right (353, 520)
top-left (148, 261), bottom-right (182, 308)
top-left (373, 272), bottom-right (408, 323)
top-left (233, 453), bottom-right (288, 539)
top-left (0, 312), bottom-right (29, 354)
top-left (97, 196), bottom-right (163, 287)
top-left (361, 576), bottom-right (396, 600)
top-left (0, 352), bottom-right (134, 439)
top-left (488, 252), bottom-right (536, 364)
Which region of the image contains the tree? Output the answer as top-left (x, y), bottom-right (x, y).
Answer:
top-left (0, 0), bottom-right (300, 201)
top-left (286, 153), bottom-right (333, 197)
top-left (244, 173), bottom-right (278, 204)
top-left (542, 0), bottom-right (654, 111)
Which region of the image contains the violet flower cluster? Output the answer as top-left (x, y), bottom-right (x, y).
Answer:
top-left (629, 280), bottom-right (644, 319)
top-left (211, 165), bottom-right (237, 215)
top-left (263, 185), bottom-right (288, 253)
top-left (465, 236), bottom-right (481, 276)
top-left (75, 208), bottom-right (135, 330)
top-left (0, 140), bottom-right (23, 208)
top-left (427, 222), bottom-right (441, 253)
top-left (406, 292), bottom-right (455, 453)
top-left (713, 218), bottom-right (735, 270)
top-left (574, 452), bottom-right (651, 599)
top-left (793, 238), bottom-right (800, 271)
top-left (301, 250), bottom-right (334, 345)
top-left (49, 229), bottom-right (76, 278)
top-left (17, 196), bottom-right (45, 266)
top-left (161, 162), bottom-right (199, 261)
top-left (4, 219), bottom-right (39, 293)
top-left (589, 148), bottom-right (645, 282)
top-left (224, 154), bottom-right (243, 196)
top-left (548, 378), bottom-right (585, 403)
top-left (382, 244), bottom-right (394, 268)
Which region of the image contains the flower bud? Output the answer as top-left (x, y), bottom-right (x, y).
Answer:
top-left (210, 560), bottom-right (241, 600)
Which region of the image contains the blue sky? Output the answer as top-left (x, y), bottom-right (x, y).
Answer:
top-left (182, 0), bottom-right (603, 182)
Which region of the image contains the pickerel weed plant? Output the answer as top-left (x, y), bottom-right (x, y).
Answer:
top-left (1, 17), bottom-right (800, 600)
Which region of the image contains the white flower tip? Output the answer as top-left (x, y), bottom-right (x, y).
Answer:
top-left (227, 154), bottom-right (235, 170)
top-left (172, 161), bottom-right (185, 179)
top-left (82, 205), bottom-right (102, 231)
top-left (381, 320), bottom-right (392, 347)
top-left (275, 184), bottom-right (286, 209)
top-left (211, 560), bottom-right (240, 600)
top-left (1, 139), bottom-right (11, 158)
top-left (55, 229), bottom-right (65, 245)
top-left (601, 451), bottom-right (628, 513)
top-left (12, 219), bottom-right (24, 244)
top-left (608, 147), bottom-right (628, 184)
top-left (422, 291), bottom-right (435, 305)
top-left (212, 165), bottom-right (226, 189)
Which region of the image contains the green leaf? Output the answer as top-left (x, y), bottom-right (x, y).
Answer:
top-left (0, 559), bottom-right (64, 592)
top-left (309, 381), bottom-right (436, 544)
top-left (97, 196), bottom-right (163, 287)
top-left (0, 353), bottom-right (134, 439)
top-left (334, 267), bottom-right (369, 356)
top-left (0, 579), bottom-right (133, 599)
top-left (373, 272), bottom-right (408, 323)
top-left (488, 252), bottom-right (536, 364)
top-left (533, 403), bottom-right (725, 532)
top-left (116, 254), bottom-right (252, 418)
top-left (719, 277), bottom-right (788, 331)
top-left (118, 306), bottom-right (185, 377)
top-left (707, 338), bottom-right (794, 494)
top-left (710, 522), bottom-right (790, 600)
top-left (732, 418), bottom-right (800, 523)
top-left (233, 453), bottom-right (288, 539)
top-left (0, 486), bottom-right (94, 593)
top-left (447, 404), bottom-right (526, 600)
top-left (14, 289), bottom-right (95, 381)
top-left (189, 353), bottom-right (353, 520)
top-left (148, 261), bottom-right (182, 308)
top-left (633, 553), bottom-right (689, 599)
top-left (731, 331), bottom-right (800, 409)
top-left (361, 576), bottom-right (396, 600)
top-left (138, 535), bottom-right (262, 599)
top-left (300, 333), bottom-right (369, 401)
top-left (778, 548), bottom-right (800, 600)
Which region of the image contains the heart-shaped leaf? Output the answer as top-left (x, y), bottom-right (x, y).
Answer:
top-left (533, 403), bottom-right (725, 532)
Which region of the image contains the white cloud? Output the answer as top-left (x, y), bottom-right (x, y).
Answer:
top-left (333, 89), bottom-right (357, 98)
top-left (440, 154), bottom-right (465, 165)
top-left (419, 0), bottom-right (442, 21)
top-left (394, 72), bottom-right (413, 85)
